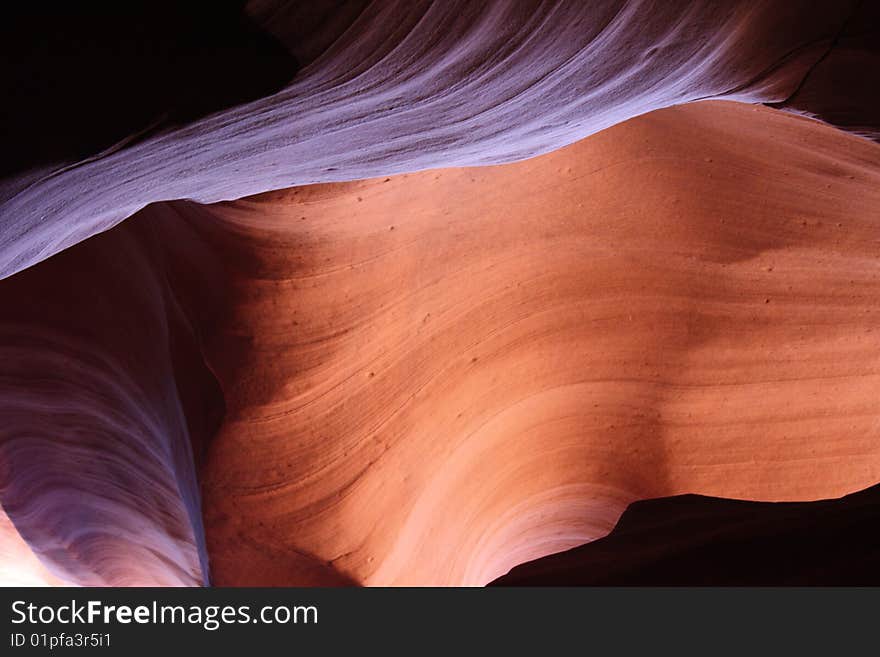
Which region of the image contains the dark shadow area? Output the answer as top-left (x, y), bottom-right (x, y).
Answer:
top-left (246, 0), bottom-right (370, 68)
top-left (0, 2), bottom-right (299, 178)
top-left (490, 483), bottom-right (880, 585)
top-left (770, 0), bottom-right (880, 140)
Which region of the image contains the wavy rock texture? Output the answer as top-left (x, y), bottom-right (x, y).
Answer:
top-left (3, 99), bottom-right (879, 586)
top-left (0, 3), bottom-right (878, 587)
top-left (196, 100), bottom-right (880, 585)
top-left (0, 210), bottom-right (223, 585)
top-left (0, 0), bottom-right (860, 280)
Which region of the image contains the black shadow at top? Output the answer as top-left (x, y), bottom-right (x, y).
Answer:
top-left (0, 2), bottom-right (299, 178)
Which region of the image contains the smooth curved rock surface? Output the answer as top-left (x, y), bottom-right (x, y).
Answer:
top-left (3, 99), bottom-right (878, 587)
top-left (0, 208), bottom-right (223, 585)
top-left (0, 0), bottom-right (860, 280)
top-left (1, 3), bottom-right (878, 587)
top-left (196, 100), bottom-right (880, 585)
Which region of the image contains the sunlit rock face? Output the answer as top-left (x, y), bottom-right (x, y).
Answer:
top-left (0, 509), bottom-right (65, 587)
top-left (4, 99), bottom-right (879, 586)
top-left (0, 0), bottom-right (862, 281)
top-left (0, 2), bottom-right (878, 587)
top-left (196, 101), bottom-right (880, 585)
